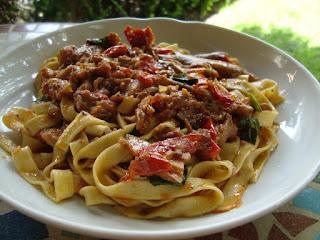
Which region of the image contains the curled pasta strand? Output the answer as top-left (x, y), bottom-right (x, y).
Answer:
top-left (190, 160), bottom-right (234, 183)
top-left (12, 146), bottom-right (75, 202)
top-left (73, 123), bottom-right (135, 170)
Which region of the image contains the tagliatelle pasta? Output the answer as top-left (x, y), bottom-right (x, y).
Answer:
top-left (0, 25), bottom-right (284, 219)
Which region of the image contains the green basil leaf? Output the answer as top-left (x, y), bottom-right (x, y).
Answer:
top-left (148, 166), bottom-right (189, 186)
top-left (172, 73), bottom-right (197, 85)
top-left (238, 117), bottom-right (260, 144)
top-left (148, 176), bottom-right (174, 186)
top-left (86, 38), bottom-right (111, 48)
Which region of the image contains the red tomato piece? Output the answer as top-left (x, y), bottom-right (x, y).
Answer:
top-left (180, 134), bottom-right (206, 153)
top-left (124, 25), bottom-right (155, 48)
top-left (200, 139), bottom-right (221, 159)
top-left (156, 48), bottom-right (174, 55)
top-left (123, 132), bottom-right (217, 181)
top-left (202, 118), bottom-right (218, 140)
top-left (103, 45), bottom-right (128, 58)
top-left (128, 156), bottom-right (172, 177)
top-left (209, 83), bottom-right (235, 107)
top-left (142, 134), bottom-right (204, 156)
top-left (201, 118), bottom-right (221, 159)
top-left (142, 142), bottom-right (175, 155)
top-left (137, 55), bottom-right (159, 74)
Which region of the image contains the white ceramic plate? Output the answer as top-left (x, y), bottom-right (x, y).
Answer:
top-left (0, 18), bottom-right (319, 240)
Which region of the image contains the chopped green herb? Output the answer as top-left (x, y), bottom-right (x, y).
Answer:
top-left (249, 94), bottom-right (262, 112)
top-left (130, 128), bottom-right (140, 137)
top-left (173, 72), bottom-right (187, 78)
top-left (238, 117), bottom-right (260, 144)
top-left (148, 166), bottom-right (189, 186)
top-left (172, 73), bottom-right (197, 85)
top-left (148, 176), bottom-right (175, 186)
top-left (86, 38), bottom-right (111, 48)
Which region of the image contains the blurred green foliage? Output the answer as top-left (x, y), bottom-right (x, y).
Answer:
top-left (0, 0), bottom-right (231, 23)
top-left (33, 0), bottom-right (227, 21)
top-left (0, 0), bottom-right (19, 23)
top-left (238, 25), bottom-right (320, 80)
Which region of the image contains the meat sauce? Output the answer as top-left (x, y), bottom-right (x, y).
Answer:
top-left (37, 25), bottom-right (255, 183)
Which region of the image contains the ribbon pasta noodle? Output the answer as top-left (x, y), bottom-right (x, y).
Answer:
top-left (0, 26), bottom-right (283, 219)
